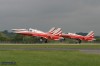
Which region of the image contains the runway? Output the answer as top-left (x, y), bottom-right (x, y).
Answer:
top-left (0, 47), bottom-right (100, 50)
top-left (0, 44), bottom-right (100, 54)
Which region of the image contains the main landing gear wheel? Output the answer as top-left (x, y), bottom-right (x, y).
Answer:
top-left (76, 39), bottom-right (81, 44)
top-left (44, 39), bottom-right (48, 43)
top-left (60, 38), bottom-right (66, 42)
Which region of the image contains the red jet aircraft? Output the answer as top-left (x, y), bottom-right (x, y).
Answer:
top-left (12, 27), bottom-right (63, 43)
top-left (12, 27), bottom-right (95, 43)
top-left (61, 31), bottom-right (95, 43)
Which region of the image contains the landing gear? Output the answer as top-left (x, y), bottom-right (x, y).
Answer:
top-left (76, 39), bottom-right (81, 44)
top-left (39, 38), bottom-right (43, 43)
top-left (39, 37), bottom-right (48, 43)
top-left (44, 39), bottom-right (48, 43)
top-left (60, 38), bottom-right (66, 42)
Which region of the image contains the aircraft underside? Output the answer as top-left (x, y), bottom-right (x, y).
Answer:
top-left (38, 37), bottom-right (82, 44)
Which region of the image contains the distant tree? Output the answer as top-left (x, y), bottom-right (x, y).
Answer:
top-left (0, 32), bottom-right (9, 41)
top-left (22, 36), bottom-right (37, 43)
top-left (12, 34), bottom-right (24, 43)
top-left (94, 38), bottom-right (100, 43)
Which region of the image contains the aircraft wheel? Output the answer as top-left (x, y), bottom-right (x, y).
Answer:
top-left (44, 39), bottom-right (48, 43)
top-left (77, 39), bottom-right (81, 44)
top-left (60, 38), bottom-right (65, 42)
top-left (39, 37), bottom-right (44, 43)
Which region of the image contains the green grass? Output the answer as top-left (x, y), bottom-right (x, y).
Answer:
top-left (0, 43), bottom-right (100, 49)
top-left (0, 43), bottom-right (100, 66)
top-left (0, 50), bottom-right (100, 66)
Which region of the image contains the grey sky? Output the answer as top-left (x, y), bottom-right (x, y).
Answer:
top-left (0, 0), bottom-right (100, 35)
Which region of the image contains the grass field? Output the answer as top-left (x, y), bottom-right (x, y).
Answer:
top-left (0, 43), bottom-right (100, 49)
top-left (0, 43), bottom-right (100, 66)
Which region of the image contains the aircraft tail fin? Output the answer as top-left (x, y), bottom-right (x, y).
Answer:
top-left (87, 31), bottom-right (94, 37)
top-left (48, 27), bottom-right (56, 34)
top-left (53, 28), bottom-right (62, 35)
top-left (86, 31), bottom-right (96, 41)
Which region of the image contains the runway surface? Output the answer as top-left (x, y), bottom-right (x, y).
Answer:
top-left (0, 44), bottom-right (100, 54)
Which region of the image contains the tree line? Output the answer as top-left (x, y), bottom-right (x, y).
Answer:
top-left (0, 30), bottom-right (99, 44)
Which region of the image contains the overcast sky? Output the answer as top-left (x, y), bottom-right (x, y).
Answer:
top-left (0, 0), bottom-right (100, 35)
